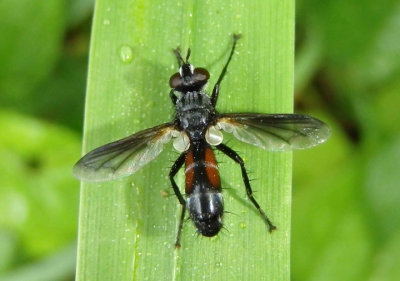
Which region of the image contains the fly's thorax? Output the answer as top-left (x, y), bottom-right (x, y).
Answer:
top-left (176, 91), bottom-right (212, 111)
top-left (176, 91), bottom-right (215, 136)
top-left (187, 191), bottom-right (223, 237)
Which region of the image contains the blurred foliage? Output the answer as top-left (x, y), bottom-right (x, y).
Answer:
top-left (0, 0), bottom-right (399, 280)
top-left (0, 0), bottom-right (93, 280)
top-left (0, 0), bottom-right (91, 132)
top-left (293, 0), bottom-right (400, 281)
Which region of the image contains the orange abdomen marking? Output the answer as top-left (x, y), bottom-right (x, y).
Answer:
top-left (204, 147), bottom-right (221, 190)
top-left (185, 150), bottom-right (195, 193)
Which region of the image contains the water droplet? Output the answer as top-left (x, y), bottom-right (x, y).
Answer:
top-left (120, 45), bottom-right (133, 64)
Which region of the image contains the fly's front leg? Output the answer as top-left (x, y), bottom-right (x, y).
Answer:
top-left (215, 143), bottom-right (277, 232)
top-left (169, 152), bottom-right (186, 247)
top-left (211, 34), bottom-right (241, 107)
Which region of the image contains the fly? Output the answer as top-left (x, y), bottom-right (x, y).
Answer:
top-left (73, 34), bottom-right (330, 247)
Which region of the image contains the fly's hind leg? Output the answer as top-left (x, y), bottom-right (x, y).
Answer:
top-left (215, 143), bottom-right (276, 232)
top-left (169, 152), bottom-right (186, 247)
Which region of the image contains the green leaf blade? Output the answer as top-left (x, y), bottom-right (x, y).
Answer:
top-left (76, 1), bottom-right (294, 280)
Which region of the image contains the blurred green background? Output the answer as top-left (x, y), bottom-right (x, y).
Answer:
top-left (1, 0), bottom-right (400, 280)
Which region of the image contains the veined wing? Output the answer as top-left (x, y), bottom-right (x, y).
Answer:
top-left (73, 122), bottom-right (179, 182)
top-left (215, 113), bottom-right (330, 151)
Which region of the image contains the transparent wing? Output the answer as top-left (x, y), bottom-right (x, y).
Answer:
top-left (216, 113), bottom-right (330, 151)
top-left (73, 122), bottom-right (178, 182)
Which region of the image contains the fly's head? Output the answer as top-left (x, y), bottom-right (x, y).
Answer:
top-left (169, 48), bottom-right (210, 93)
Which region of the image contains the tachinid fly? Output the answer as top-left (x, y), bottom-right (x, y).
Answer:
top-left (73, 35), bottom-right (330, 247)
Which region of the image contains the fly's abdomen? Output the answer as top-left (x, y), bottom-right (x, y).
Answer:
top-left (184, 145), bottom-right (221, 194)
top-left (185, 143), bottom-right (223, 236)
top-left (187, 192), bottom-right (223, 237)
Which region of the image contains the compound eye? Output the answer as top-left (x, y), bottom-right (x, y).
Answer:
top-left (169, 72), bottom-right (182, 88)
top-left (193, 68), bottom-right (210, 82)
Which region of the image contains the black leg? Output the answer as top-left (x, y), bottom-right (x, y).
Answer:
top-left (170, 89), bottom-right (177, 104)
top-left (175, 204), bottom-right (186, 248)
top-left (211, 34), bottom-right (241, 107)
top-left (169, 152), bottom-right (186, 247)
top-left (215, 143), bottom-right (277, 232)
